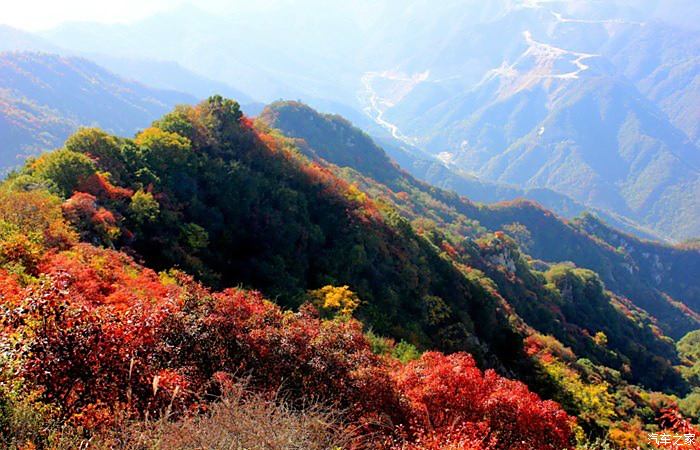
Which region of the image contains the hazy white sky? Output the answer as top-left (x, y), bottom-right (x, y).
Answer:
top-left (3, 0), bottom-right (695, 33)
top-left (0, 0), bottom-right (165, 29)
top-left (0, 0), bottom-right (274, 30)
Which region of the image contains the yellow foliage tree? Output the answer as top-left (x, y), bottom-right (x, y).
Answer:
top-left (541, 358), bottom-right (615, 426)
top-left (307, 285), bottom-right (360, 317)
top-left (593, 331), bottom-right (608, 347)
top-left (345, 184), bottom-right (367, 204)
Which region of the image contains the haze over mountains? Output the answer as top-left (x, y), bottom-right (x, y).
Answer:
top-left (0, 25), bottom-right (260, 172)
top-left (0, 0), bottom-right (694, 241)
top-left (0, 52), bottom-right (195, 169)
top-left (366, 1), bottom-right (700, 241)
top-left (0, 50), bottom-right (658, 244)
top-left (1, 0), bottom-right (699, 241)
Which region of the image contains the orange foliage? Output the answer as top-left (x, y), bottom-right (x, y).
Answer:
top-left (0, 188), bottom-right (77, 249)
top-left (77, 173), bottom-right (133, 200)
top-left (62, 192), bottom-right (121, 243)
top-left (0, 269), bottom-right (21, 308)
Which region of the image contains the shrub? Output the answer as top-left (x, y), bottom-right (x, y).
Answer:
top-left (392, 352), bottom-right (575, 450)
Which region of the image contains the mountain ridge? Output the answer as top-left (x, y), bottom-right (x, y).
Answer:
top-left (260, 100), bottom-right (700, 340)
top-left (0, 51), bottom-right (196, 169)
top-left (375, 27), bottom-right (700, 239)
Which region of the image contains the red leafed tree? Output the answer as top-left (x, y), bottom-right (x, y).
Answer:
top-left (77, 172), bottom-right (133, 200)
top-left (62, 192), bottom-right (121, 244)
top-left (659, 407), bottom-right (700, 450)
top-left (392, 352), bottom-right (575, 450)
top-left (157, 290), bottom-right (407, 429)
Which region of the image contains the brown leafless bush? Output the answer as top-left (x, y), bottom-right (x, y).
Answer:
top-left (16, 385), bottom-right (360, 450)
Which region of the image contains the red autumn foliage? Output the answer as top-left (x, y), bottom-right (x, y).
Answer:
top-left (6, 245), bottom-right (403, 430)
top-left (152, 290), bottom-right (408, 430)
top-left (62, 192), bottom-right (99, 223)
top-left (392, 352), bottom-right (574, 450)
top-left (16, 273), bottom-right (177, 427)
top-left (62, 192), bottom-right (120, 244)
top-left (3, 243), bottom-right (574, 447)
top-left (0, 269), bottom-right (21, 309)
top-left (440, 240), bottom-right (459, 258)
top-left (77, 172), bottom-right (133, 201)
top-left (391, 423), bottom-right (491, 450)
top-left (38, 244), bottom-right (175, 309)
top-left (659, 406), bottom-right (700, 450)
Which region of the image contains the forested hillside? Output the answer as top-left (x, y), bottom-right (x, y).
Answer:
top-left (376, 135), bottom-right (664, 241)
top-left (2, 97), bottom-right (700, 449)
top-left (261, 101), bottom-right (700, 340)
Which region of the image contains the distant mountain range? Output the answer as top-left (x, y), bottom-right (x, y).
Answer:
top-left (1, 1), bottom-right (699, 241)
top-left (375, 132), bottom-right (665, 241)
top-left (0, 24), bottom-right (61, 53)
top-left (83, 55), bottom-right (253, 105)
top-left (10, 0), bottom-right (696, 240)
top-left (0, 52), bottom-right (194, 169)
top-left (383, 29), bottom-right (700, 240)
top-left (359, 2), bottom-right (700, 240)
top-left (0, 24), bottom-right (255, 170)
top-left (604, 21), bottom-right (700, 147)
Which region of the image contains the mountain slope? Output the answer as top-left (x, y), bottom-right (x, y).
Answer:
top-left (81, 55), bottom-right (254, 105)
top-left (0, 24), bottom-right (253, 107)
top-left (15, 96), bottom-right (536, 370)
top-left (603, 22), bottom-right (700, 147)
top-left (260, 101), bottom-right (700, 341)
top-left (376, 134), bottom-right (664, 241)
top-left (3, 96), bottom-right (698, 448)
top-left (356, 2), bottom-right (700, 241)
top-left (0, 172), bottom-right (576, 450)
top-left (40, 3), bottom-right (364, 103)
top-left (0, 24), bottom-right (59, 53)
top-left (379, 31), bottom-right (700, 240)
top-left (0, 51), bottom-right (195, 169)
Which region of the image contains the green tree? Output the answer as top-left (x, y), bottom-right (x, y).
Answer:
top-left (181, 223), bottom-right (209, 251)
top-left (28, 149), bottom-right (96, 198)
top-left (678, 330), bottom-right (700, 386)
top-left (200, 95), bottom-right (243, 143)
top-left (128, 190), bottom-right (160, 224)
top-left (679, 389), bottom-right (700, 421)
top-left (392, 340), bottom-right (421, 363)
top-left (65, 128), bottom-right (125, 182)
